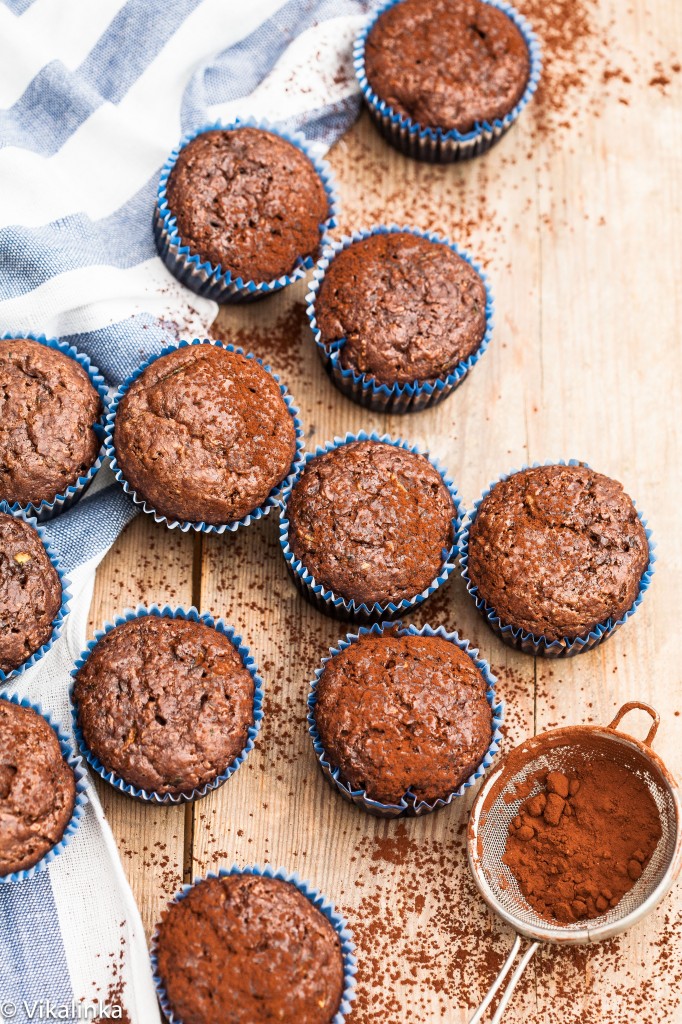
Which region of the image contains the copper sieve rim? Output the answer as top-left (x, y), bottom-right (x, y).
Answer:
top-left (467, 701), bottom-right (682, 946)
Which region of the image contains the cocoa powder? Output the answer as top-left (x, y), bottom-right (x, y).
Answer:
top-left (504, 760), bottom-right (662, 924)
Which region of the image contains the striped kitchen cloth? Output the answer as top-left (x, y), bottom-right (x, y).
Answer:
top-left (0, 1), bottom-right (377, 1021)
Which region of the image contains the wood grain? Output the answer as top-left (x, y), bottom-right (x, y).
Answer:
top-left (89, 0), bottom-right (682, 1017)
top-left (87, 515), bottom-right (195, 937)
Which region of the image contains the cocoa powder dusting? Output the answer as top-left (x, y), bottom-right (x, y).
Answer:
top-left (76, 925), bottom-right (132, 1023)
top-left (521, 0), bottom-right (603, 135)
top-left (504, 762), bottom-right (662, 924)
top-left (88, 18), bottom-right (682, 1011)
top-left (96, 502), bottom-right (682, 1023)
top-left (342, 821), bottom-right (525, 1021)
top-left (213, 299), bottom-right (310, 380)
top-left (518, 0), bottom-right (681, 141)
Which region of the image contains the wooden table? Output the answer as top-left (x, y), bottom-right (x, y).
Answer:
top-left (89, 4), bottom-right (682, 1017)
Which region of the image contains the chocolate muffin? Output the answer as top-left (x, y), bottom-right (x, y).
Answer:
top-left (365, 0), bottom-right (530, 133)
top-left (0, 512), bottom-right (62, 674)
top-left (286, 440), bottom-right (456, 607)
top-left (316, 232), bottom-right (487, 385)
top-left (165, 127), bottom-right (330, 282)
top-left (156, 874), bottom-right (345, 1024)
top-left (73, 615), bottom-right (256, 795)
top-left (0, 338), bottom-right (103, 506)
top-left (0, 700), bottom-right (76, 876)
top-left (113, 344), bottom-right (297, 525)
top-left (467, 464), bottom-right (650, 641)
top-left (314, 630), bottom-right (492, 804)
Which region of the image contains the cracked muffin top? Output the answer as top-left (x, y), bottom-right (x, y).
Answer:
top-left (113, 343), bottom-right (297, 525)
top-left (165, 127), bottom-right (330, 282)
top-left (0, 512), bottom-right (62, 674)
top-left (286, 439), bottom-right (456, 607)
top-left (365, 0), bottom-right (530, 133)
top-left (0, 699), bottom-right (76, 876)
top-left (73, 615), bottom-right (255, 795)
top-left (314, 629), bottom-right (493, 805)
top-left (155, 874), bottom-right (345, 1024)
top-left (0, 338), bottom-right (103, 506)
top-left (466, 464), bottom-right (650, 641)
top-left (315, 232), bottom-right (488, 385)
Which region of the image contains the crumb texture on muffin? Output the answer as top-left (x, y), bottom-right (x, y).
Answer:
top-left (316, 233), bottom-right (487, 384)
top-left (287, 440), bottom-right (455, 606)
top-left (74, 616), bottom-right (255, 794)
top-left (467, 464), bottom-right (650, 641)
top-left (0, 338), bottom-right (103, 505)
top-left (315, 631), bottom-right (492, 804)
top-left (365, 0), bottom-right (530, 133)
top-left (156, 874), bottom-right (345, 1024)
top-left (0, 700), bottom-right (76, 875)
top-left (0, 512), bottom-right (62, 673)
top-left (166, 127), bottom-right (329, 282)
top-left (114, 344), bottom-right (297, 525)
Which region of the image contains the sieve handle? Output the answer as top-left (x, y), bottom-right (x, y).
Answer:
top-left (469, 935), bottom-right (540, 1024)
top-left (608, 701), bottom-right (660, 747)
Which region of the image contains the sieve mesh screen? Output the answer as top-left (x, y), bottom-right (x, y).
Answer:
top-left (472, 734), bottom-right (678, 938)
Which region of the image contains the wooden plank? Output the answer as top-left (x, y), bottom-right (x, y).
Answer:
top-left (529, 0), bottom-right (682, 1013)
top-left (198, 108), bottom-right (540, 1023)
top-left (87, 514), bottom-right (195, 937)
top-left (88, 0), bottom-right (682, 1015)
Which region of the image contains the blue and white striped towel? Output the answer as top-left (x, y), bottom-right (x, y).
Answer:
top-left (0, 2), bottom-right (376, 1020)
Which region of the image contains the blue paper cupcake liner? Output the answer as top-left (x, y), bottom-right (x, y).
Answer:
top-left (1, 693), bottom-right (88, 883)
top-left (307, 225), bottom-right (495, 412)
top-left (151, 864), bottom-right (357, 1024)
top-left (105, 338), bottom-right (305, 534)
top-left (354, 0), bottom-right (542, 163)
top-left (70, 604), bottom-right (265, 803)
top-left (308, 621), bottom-right (504, 818)
top-left (0, 331), bottom-right (109, 522)
top-left (457, 459), bottom-right (656, 657)
top-left (154, 116), bottom-right (340, 303)
top-left (279, 431), bottom-right (463, 622)
top-left (0, 502), bottom-right (71, 686)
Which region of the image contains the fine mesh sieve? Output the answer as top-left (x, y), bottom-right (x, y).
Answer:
top-left (466, 702), bottom-right (682, 1023)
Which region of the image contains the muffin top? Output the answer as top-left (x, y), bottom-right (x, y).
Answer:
top-left (315, 630), bottom-right (493, 804)
top-left (316, 232), bottom-right (487, 385)
top-left (286, 440), bottom-right (455, 607)
top-left (0, 700), bottom-right (76, 876)
top-left (467, 464), bottom-right (650, 641)
top-left (365, 0), bottom-right (530, 133)
top-left (156, 874), bottom-right (345, 1024)
top-left (165, 127), bottom-right (330, 282)
top-left (73, 615), bottom-right (255, 795)
top-left (0, 338), bottom-right (103, 506)
top-left (113, 344), bottom-right (297, 525)
top-left (0, 512), bottom-right (62, 674)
